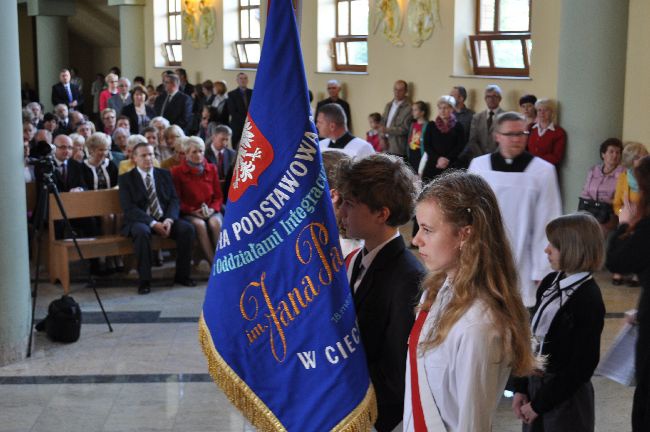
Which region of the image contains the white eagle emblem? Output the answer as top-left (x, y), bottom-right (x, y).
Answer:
top-left (232, 119), bottom-right (263, 189)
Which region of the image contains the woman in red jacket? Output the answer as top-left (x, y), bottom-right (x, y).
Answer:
top-left (528, 99), bottom-right (567, 166)
top-left (171, 136), bottom-right (223, 264)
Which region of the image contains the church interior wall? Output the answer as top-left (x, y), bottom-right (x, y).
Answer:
top-left (23, 0), bottom-right (641, 148)
top-left (143, 0), bottom-right (562, 138)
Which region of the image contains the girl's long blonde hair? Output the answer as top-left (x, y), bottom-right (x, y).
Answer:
top-left (417, 171), bottom-right (537, 376)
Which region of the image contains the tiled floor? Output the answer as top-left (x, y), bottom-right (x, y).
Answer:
top-left (0, 250), bottom-right (640, 431)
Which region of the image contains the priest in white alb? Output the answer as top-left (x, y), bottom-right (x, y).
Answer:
top-left (469, 111), bottom-right (562, 307)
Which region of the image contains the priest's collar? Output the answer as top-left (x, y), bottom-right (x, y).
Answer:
top-left (490, 151), bottom-right (534, 172)
top-left (329, 132), bottom-right (354, 149)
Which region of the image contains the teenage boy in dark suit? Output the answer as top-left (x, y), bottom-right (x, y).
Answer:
top-left (336, 153), bottom-right (425, 432)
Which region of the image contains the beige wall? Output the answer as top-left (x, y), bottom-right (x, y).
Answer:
top-left (143, 0), bottom-right (562, 136)
top-left (623, 0), bottom-right (650, 147)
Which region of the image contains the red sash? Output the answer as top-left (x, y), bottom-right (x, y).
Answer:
top-left (344, 247), bottom-right (361, 269)
top-left (409, 309), bottom-right (429, 432)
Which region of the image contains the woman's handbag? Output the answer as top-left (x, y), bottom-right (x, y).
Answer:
top-left (578, 197), bottom-right (613, 223)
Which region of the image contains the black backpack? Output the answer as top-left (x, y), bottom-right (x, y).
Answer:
top-left (35, 295), bottom-right (82, 343)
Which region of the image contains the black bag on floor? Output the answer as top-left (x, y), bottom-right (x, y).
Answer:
top-left (35, 295), bottom-right (82, 343)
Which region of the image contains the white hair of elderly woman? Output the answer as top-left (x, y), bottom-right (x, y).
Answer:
top-left (437, 95), bottom-right (456, 109)
top-left (181, 136), bottom-right (206, 153)
top-left (149, 116), bottom-right (170, 129)
top-left (126, 134), bottom-right (147, 150)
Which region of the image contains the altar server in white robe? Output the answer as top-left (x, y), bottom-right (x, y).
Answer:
top-left (404, 171), bottom-right (537, 432)
top-left (468, 111), bottom-right (562, 307)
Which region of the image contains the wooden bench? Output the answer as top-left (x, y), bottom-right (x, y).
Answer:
top-left (26, 182), bottom-right (37, 212)
top-left (47, 188), bottom-right (176, 293)
top-left (26, 182), bottom-right (50, 272)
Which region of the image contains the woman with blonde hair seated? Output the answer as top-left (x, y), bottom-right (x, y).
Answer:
top-left (149, 116), bottom-right (170, 158)
top-left (404, 170), bottom-right (537, 431)
top-left (81, 132), bottom-right (122, 273)
top-left (161, 130), bottom-right (186, 170)
top-left (161, 125), bottom-right (185, 168)
top-left (614, 142), bottom-right (649, 215)
top-left (171, 136), bottom-right (223, 263)
top-left (611, 141), bottom-right (649, 285)
top-left (81, 132), bottom-right (118, 191)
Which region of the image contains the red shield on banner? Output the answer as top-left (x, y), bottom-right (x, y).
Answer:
top-left (228, 115), bottom-right (275, 202)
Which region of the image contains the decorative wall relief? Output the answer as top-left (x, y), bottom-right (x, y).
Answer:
top-left (373, 0), bottom-right (404, 47)
top-left (407, 0), bottom-right (439, 47)
top-left (183, 0), bottom-right (216, 49)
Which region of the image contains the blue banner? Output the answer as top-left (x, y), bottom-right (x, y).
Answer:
top-left (199, 0), bottom-right (376, 430)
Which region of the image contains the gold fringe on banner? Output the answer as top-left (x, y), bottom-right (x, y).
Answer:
top-left (331, 385), bottom-right (378, 432)
top-left (199, 314), bottom-right (378, 431)
top-left (199, 314), bottom-right (286, 431)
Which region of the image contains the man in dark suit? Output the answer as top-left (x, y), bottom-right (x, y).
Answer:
top-left (337, 154), bottom-right (425, 432)
top-left (315, 79), bottom-right (352, 132)
top-left (204, 125), bottom-right (237, 201)
top-left (51, 68), bottom-right (83, 111)
top-left (457, 84), bottom-right (505, 166)
top-left (26, 101), bottom-right (44, 128)
top-left (69, 110), bottom-right (85, 133)
top-left (49, 134), bottom-right (87, 192)
top-left (32, 134), bottom-right (89, 240)
top-left (154, 73), bottom-right (193, 132)
top-left (175, 68), bottom-right (195, 97)
top-left (118, 142), bottom-right (196, 294)
top-left (226, 72), bottom-right (253, 149)
top-left (53, 104), bottom-right (73, 136)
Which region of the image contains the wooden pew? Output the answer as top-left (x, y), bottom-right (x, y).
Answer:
top-left (47, 189), bottom-right (176, 293)
top-left (26, 182), bottom-right (37, 211)
top-left (26, 182), bottom-right (49, 272)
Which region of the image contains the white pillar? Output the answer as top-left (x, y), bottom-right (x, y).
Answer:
top-left (109, 0), bottom-right (146, 80)
top-left (0, 1), bottom-right (32, 366)
top-left (557, 0), bottom-right (629, 211)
